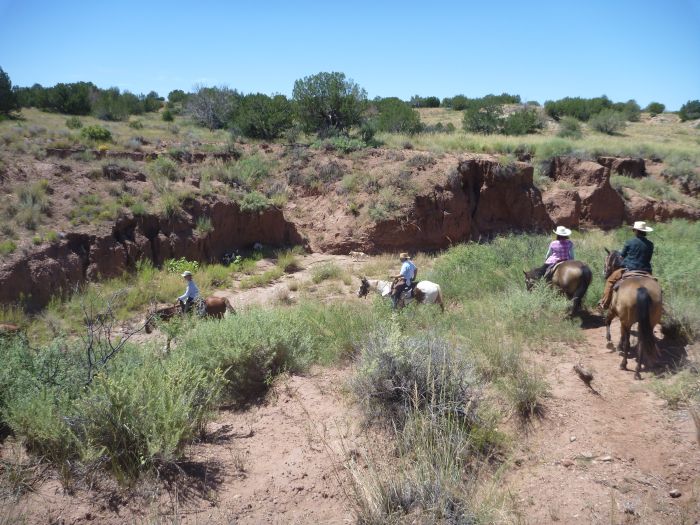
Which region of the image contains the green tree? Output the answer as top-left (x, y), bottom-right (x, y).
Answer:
top-left (679, 100), bottom-right (700, 121)
top-left (233, 93), bottom-right (294, 140)
top-left (375, 97), bottom-right (422, 134)
top-left (588, 109), bottom-right (626, 134)
top-left (167, 89), bottom-right (187, 104)
top-left (0, 67), bottom-right (20, 116)
top-left (292, 72), bottom-right (367, 135)
top-left (463, 105), bottom-right (502, 134)
top-left (501, 108), bottom-right (542, 135)
top-left (644, 102), bottom-right (665, 116)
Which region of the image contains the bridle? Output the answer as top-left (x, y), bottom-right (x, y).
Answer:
top-left (604, 250), bottom-right (623, 279)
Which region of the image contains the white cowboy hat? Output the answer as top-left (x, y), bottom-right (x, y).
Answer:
top-left (632, 221), bottom-right (653, 232)
top-left (399, 252), bottom-right (410, 260)
top-left (553, 226), bottom-right (572, 237)
top-left (181, 270), bottom-right (193, 277)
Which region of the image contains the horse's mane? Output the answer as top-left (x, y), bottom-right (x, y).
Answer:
top-left (529, 265), bottom-right (548, 280)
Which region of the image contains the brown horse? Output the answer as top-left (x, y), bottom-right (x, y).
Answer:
top-left (523, 260), bottom-right (592, 315)
top-left (603, 249), bottom-right (662, 380)
top-left (144, 296), bottom-right (234, 333)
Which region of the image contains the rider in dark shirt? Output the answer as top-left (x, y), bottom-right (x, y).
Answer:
top-left (598, 221), bottom-right (654, 310)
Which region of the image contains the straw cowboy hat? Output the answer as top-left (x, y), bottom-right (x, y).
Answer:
top-left (632, 221), bottom-right (653, 232)
top-left (399, 252), bottom-right (410, 260)
top-left (553, 226), bottom-right (572, 237)
top-left (181, 270), bottom-right (193, 277)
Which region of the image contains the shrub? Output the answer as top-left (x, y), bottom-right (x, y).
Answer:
top-left (310, 262), bottom-right (344, 284)
top-left (614, 99), bottom-right (641, 122)
top-left (588, 109), bottom-right (626, 134)
top-left (161, 108), bottom-right (174, 121)
top-left (80, 125), bottom-right (112, 142)
top-left (239, 190), bottom-right (271, 212)
top-left (186, 86), bottom-right (241, 130)
top-left (501, 108), bottom-right (543, 135)
top-left (65, 116), bottom-right (83, 129)
top-left (165, 257), bottom-right (200, 274)
top-left (16, 180), bottom-right (51, 230)
top-left (276, 248), bottom-right (303, 273)
top-left (195, 216), bottom-right (213, 235)
top-left (374, 97), bottom-right (422, 134)
top-left (0, 239), bottom-right (16, 255)
top-left (0, 67), bottom-right (20, 116)
top-left (544, 95), bottom-right (612, 121)
top-left (148, 156), bottom-right (180, 181)
top-left (292, 71), bottom-right (367, 135)
top-left (679, 100), bottom-right (700, 121)
top-left (645, 102), bottom-right (665, 116)
top-left (232, 93), bottom-right (294, 140)
top-left (463, 105), bottom-right (502, 134)
top-left (227, 153), bottom-right (273, 189)
top-left (557, 116), bottom-right (582, 139)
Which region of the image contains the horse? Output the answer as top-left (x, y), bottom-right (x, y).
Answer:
top-left (357, 277), bottom-right (444, 311)
top-left (603, 249), bottom-right (662, 380)
top-left (144, 296), bottom-right (235, 333)
top-left (523, 260), bottom-right (593, 316)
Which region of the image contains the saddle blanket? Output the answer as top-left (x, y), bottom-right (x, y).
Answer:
top-left (613, 270), bottom-right (657, 291)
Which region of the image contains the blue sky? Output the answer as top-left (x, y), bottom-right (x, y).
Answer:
top-left (0, 0), bottom-right (698, 109)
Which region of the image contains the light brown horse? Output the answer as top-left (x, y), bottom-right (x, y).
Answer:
top-left (603, 249), bottom-right (662, 380)
top-left (144, 296), bottom-right (234, 333)
top-left (524, 260), bottom-right (592, 316)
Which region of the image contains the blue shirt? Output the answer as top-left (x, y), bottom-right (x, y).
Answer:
top-left (400, 260), bottom-right (417, 286)
top-left (178, 280), bottom-right (199, 301)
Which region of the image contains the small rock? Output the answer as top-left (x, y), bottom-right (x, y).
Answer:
top-left (669, 489), bottom-right (682, 498)
top-left (600, 455), bottom-right (613, 462)
top-left (570, 436), bottom-right (577, 442)
top-left (561, 459), bottom-right (574, 467)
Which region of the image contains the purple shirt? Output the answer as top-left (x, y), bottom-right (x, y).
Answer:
top-left (545, 239), bottom-right (574, 265)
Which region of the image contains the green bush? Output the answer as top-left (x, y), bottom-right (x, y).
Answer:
top-left (544, 95), bottom-right (612, 121)
top-left (645, 101), bottom-right (665, 116)
top-left (65, 116), bottom-right (83, 129)
top-left (374, 97), bottom-right (422, 134)
top-left (588, 109), bottom-right (627, 134)
top-left (0, 239), bottom-right (16, 255)
top-left (310, 262), bottom-right (345, 284)
top-left (165, 257), bottom-right (200, 275)
top-left (0, 67), bottom-right (20, 116)
top-left (557, 116), bottom-right (582, 139)
top-left (80, 125), bottom-right (112, 142)
top-left (292, 71), bottom-right (367, 135)
top-left (227, 153), bottom-right (273, 189)
top-left (501, 109), bottom-right (543, 135)
top-left (239, 190), bottom-right (271, 212)
top-left (463, 105), bottom-right (502, 134)
top-left (679, 99), bottom-right (700, 121)
top-left (232, 93), bottom-right (294, 140)
top-left (613, 99), bottom-right (641, 122)
top-left (148, 156), bottom-right (180, 181)
top-left (161, 108), bottom-right (174, 121)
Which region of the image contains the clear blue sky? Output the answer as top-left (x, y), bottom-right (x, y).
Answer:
top-left (1, 0), bottom-right (698, 109)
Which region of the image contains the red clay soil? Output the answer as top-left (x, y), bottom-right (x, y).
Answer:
top-left (1, 367), bottom-right (366, 524)
top-left (504, 319), bottom-right (700, 524)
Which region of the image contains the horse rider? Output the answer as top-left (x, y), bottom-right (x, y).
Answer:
top-left (541, 226), bottom-right (575, 280)
top-left (391, 252), bottom-right (417, 309)
top-left (598, 221), bottom-right (654, 310)
top-left (178, 270), bottom-right (200, 313)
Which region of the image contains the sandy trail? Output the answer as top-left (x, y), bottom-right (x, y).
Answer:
top-left (504, 316), bottom-right (700, 523)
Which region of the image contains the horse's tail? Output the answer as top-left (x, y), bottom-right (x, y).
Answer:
top-left (436, 286), bottom-right (445, 312)
top-left (636, 287), bottom-right (658, 363)
top-left (224, 297), bottom-right (236, 315)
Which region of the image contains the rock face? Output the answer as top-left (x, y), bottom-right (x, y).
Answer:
top-left (0, 198), bottom-right (303, 311)
top-left (543, 189), bottom-right (581, 229)
top-left (545, 157), bottom-right (625, 229)
top-left (597, 156), bottom-right (646, 178)
top-left (623, 189), bottom-right (700, 222)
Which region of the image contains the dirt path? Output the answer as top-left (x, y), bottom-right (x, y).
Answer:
top-left (504, 318), bottom-right (700, 523)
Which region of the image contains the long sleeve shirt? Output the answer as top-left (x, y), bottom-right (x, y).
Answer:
top-left (178, 280), bottom-right (199, 301)
top-left (400, 260), bottom-right (417, 286)
top-left (545, 239), bottom-right (574, 265)
top-left (621, 237), bottom-right (653, 273)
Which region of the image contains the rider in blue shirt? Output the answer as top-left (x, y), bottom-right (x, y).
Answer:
top-left (392, 253), bottom-right (417, 309)
top-left (178, 270), bottom-right (200, 313)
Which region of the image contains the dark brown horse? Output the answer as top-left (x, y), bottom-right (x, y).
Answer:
top-left (144, 296), bottom-right (234, 333)
top-left (603, 249), bottom-right (662, 380)
top-left (523, 260), bottom-right (592, 315)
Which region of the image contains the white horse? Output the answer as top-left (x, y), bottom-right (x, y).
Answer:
top-left (357, 277), bottom-right (444, 311)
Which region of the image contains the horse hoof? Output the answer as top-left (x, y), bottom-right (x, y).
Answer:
top-left (619, 364), bottom-right (627, 370)
top-left (606, 342), bottom-right (614, 350)
top-left (634, 374), bottom-right (642, 380)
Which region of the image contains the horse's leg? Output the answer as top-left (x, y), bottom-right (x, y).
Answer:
top-left (605, 310), bottom-right (616, 350)
top-left (619, 324), bottom-right (629, 370)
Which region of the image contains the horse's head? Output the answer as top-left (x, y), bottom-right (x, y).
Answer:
top-left (604, 248), bottom-right (623, 279)
top-left (357, 277), bottom-right (370, 298)
top-left (523, 269), bottom-right (537, 291)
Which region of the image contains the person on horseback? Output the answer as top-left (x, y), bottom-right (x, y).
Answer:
top-left (177, 270), bottom-right (200, 313)
top-left (391, 252), bottom-right (417, 309)
top-left (598, 221), bottom-right (654, 310)
top-left (538, 226), bottom-right (575, 281)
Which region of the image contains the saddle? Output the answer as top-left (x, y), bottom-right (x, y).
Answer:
top-left (544, 261), bottom-right (565, 281)
top-left (613, 270), bottom-right (656, 291)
